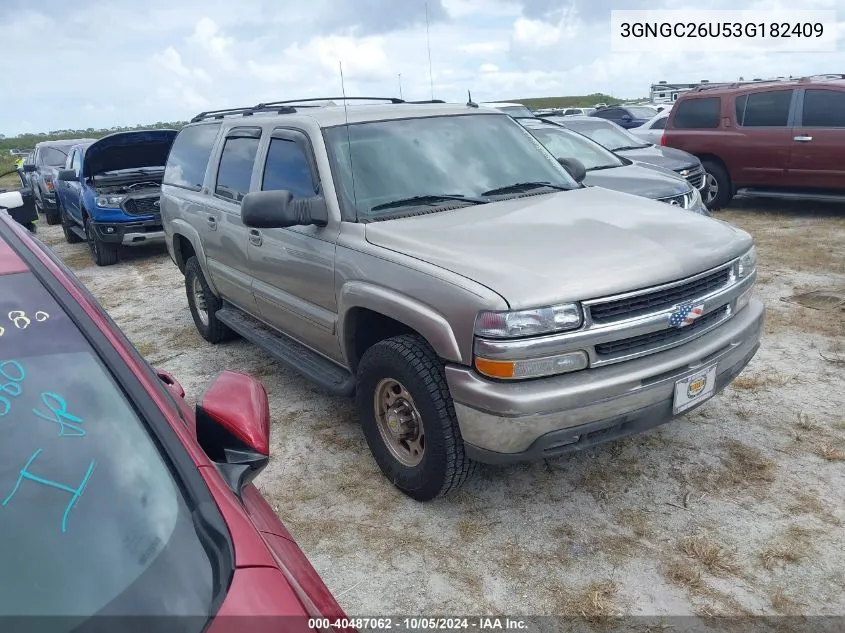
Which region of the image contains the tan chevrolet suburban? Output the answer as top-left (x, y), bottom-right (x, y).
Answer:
top-left (160, 97), bottom-right (764, 501)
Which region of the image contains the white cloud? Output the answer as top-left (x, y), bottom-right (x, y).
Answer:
top-left (0, 0), bottom-right (842, 135)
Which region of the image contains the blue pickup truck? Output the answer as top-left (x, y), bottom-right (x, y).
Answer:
top-left (54, 130), bottom-right (178, 266)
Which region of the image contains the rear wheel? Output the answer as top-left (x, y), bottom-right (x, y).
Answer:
top-left (85, 216), bottom-right (119, 266)
top-left (701, 160), bottom-right (733, 210)
top-left (185, 256), bottom-right (231, 343)
top-left (59, 200), bottom-right (82, 244)
top-left (356, 334), bottom-right (475, 501)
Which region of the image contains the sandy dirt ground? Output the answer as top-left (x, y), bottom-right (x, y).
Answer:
top-left (33, 200), bottom-right (844, 620)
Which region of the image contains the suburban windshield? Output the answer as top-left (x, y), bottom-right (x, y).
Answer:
top-left (324, 113), bottom-right (577, 220)
top-left (40, 147), bottom-right (72, 167)
top-left (0, 271), bottom-right (223, 627)
top-left (526, 125), bottom-right (624, 170)
top-left (556, 119), bottom-right (650, 151)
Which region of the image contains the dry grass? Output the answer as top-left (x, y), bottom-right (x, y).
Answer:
top-left (712, 440), bottom-right (776, 492)
top-left (770, 588), bottom-right (803, 615)
top-left (679, 534), bottom-right (741, 576)
top-left (61, 248), bottom-right (94, 271)
top-left (816, 443), bottom-right (845, 461)
top-left (718, 208), bottom-right (845, 274)
top-left (759, 526), bottom-right (815, 570)
top-left (731, 371), bottom-right (797, 391)
top-left (764, 305), bottom-right (844, 337)
top-left (560, 581), bottom-right (619, 620)
top-left (785, 490), bottom-right (842, 527)
top-left (663, 560), bottom-right (703, 589)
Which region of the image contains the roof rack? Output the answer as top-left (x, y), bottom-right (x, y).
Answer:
top-left (190, 96), bottom-right (407, 123)
top-left (691, 73), bottom-right (845, 92)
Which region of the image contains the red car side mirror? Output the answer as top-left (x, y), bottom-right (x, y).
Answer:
top-left (196, 370), bottom-right (271, 495)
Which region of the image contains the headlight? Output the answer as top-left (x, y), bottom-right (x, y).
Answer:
top-left (96, 195), bottom-right (126, 208)
top-left (475, 303), bottom-right (583, 339)
top-left (737, 246), bottom-right (756, 278)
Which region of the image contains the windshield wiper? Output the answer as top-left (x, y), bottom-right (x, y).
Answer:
top-left (586, 165), bottom-right (620, 171)
top-left (370, 194), bottom-right (486, 211)
top-left (613, 145), bottom-right (651, 151)
top-left (481, 181), bottom-right (569, 196)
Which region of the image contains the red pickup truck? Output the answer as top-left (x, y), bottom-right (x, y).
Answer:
top-left (661, 75), bottom-right (845, 209)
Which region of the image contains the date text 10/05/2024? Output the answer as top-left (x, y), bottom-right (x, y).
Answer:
top-left (308, 618), bottom-right (529, 631)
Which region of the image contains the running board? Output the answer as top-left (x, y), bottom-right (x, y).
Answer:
top-left (216, 303), bottom-right (356, 397)
top-left (70, 226), bottom-right (86, 240)
top-left (735, 188), bottom-right (845, 203)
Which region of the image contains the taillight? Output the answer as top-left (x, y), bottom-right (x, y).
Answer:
top-left (659, 134), bottom-right (666, 146)
top-left (45, 178), bottom-right (55, 192)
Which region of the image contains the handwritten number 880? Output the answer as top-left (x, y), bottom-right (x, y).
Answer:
top-left (0, 360), bottom-right (26, 417)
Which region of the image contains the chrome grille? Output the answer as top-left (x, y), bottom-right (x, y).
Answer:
top-left (595, 305), bottom-right (729, 357)
top-left (122, 196), bottom-right (160, 216)
top-left (589, 267), bottom-right (732, 324)
top-left (676, 165), bottom-right (705, 189)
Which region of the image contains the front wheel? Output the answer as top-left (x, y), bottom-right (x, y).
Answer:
top-left (356, 334), bottom-right (476, 501)
top-left (44, 207), bottom-right (61, 225)
top-left (85, 216), bottom-right (119, 266)
top-left (60, 201), bottom-right (82, 244)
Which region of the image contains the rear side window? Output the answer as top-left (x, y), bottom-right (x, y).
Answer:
top-left (802, 89), bottom-right (845, 127)
top-left (215, 133), bottom-right (261, 202)
top-left (163, 123), bottom-right (221, 191)
top-left (651, 117), bottom-right (667, 130)
top-left (261, 138), bottom-right (317, 198)
top-left (737, 90), bottom-right (793, 127)
top-left (673, 98), bottom-right (721, 129)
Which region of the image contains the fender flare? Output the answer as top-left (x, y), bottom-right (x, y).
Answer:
top-left (338, 281), bottom-right (463, 365)
top-left (169, 218), bottom-right (219, 296)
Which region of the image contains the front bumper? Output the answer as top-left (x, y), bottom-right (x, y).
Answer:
top-left (91, 218), bottom-right (165, 246)
top-left (447, 298), bottom-right (764, 463)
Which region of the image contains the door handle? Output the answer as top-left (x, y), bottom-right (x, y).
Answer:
top-left (793, 135), bottom-right (813, 142)
top-left (207, 216), bottom-right (217, 230)
top-left (249, 229), bottom-right (262, 246)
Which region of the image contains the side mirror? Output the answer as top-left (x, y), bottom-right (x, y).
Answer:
top-left (22, 164), bottom-right (37, 173)
top-left (57, 169), bottom-right (78, 182)
top-left (0, 191), bottom-right (24, 210)
top-left (557, 157), bottom-right (587, 184)
top-left (241, 189), bottom-right (328, 229)
top-left (155, 368), bottom-right (186, 399)
top-left (195, 370), bottom-right (270, 495)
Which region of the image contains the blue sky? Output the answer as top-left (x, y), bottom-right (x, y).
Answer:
top-left (1, 0), bottom-right (842, 136)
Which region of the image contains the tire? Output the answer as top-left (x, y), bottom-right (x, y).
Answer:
top-left (184, 256), bottom-right (231, 343)
top-left (44, 207), bottom-right (61, 225)
top-left (701, 159), bottom-right (733, 210)
top-left (356, 334), bottom-right (476, 501)
top-left (85, 215), bottom-right (119, 266)
top-left (60, 201), bottom-right (82, 244)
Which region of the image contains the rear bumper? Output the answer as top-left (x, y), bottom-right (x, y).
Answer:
top-left (91, 218), bottom-right (165, 246)
top-left (446, 298), bottom-right (764, 463)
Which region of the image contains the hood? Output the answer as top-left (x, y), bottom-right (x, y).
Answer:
top-left (364, 187), bottom-right (751, 309)
top-left (83, 130), bottom-right (178, 177)
top-left (615, 144), bottom-right (699, 171)
top-left (584, 163), bottom-right (690, 200)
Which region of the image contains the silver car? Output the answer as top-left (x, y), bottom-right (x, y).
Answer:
top-left (160, 99), bottom-right (763, 501)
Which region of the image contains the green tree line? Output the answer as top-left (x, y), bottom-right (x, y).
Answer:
top-left (0, 121), bottom-right (187, 153)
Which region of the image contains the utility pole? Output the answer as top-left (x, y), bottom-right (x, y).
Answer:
top-left (398, 73), bottom-right (403, 100)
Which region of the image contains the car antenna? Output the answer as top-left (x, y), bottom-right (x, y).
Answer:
top-left (466, 90), bottom-right (478, 108)
top-left (339, 61), bottom-right (358, 212)
top-left (425, 2), bottom-right (435, 100)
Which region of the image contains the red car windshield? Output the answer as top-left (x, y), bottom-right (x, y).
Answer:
top-left (0, 268), bottom-right (227, 625)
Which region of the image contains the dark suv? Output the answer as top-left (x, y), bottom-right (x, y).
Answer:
top-left (23, 138), bottom-right (95, 225)
top-left (662, 75), bottom-right (845, 209)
